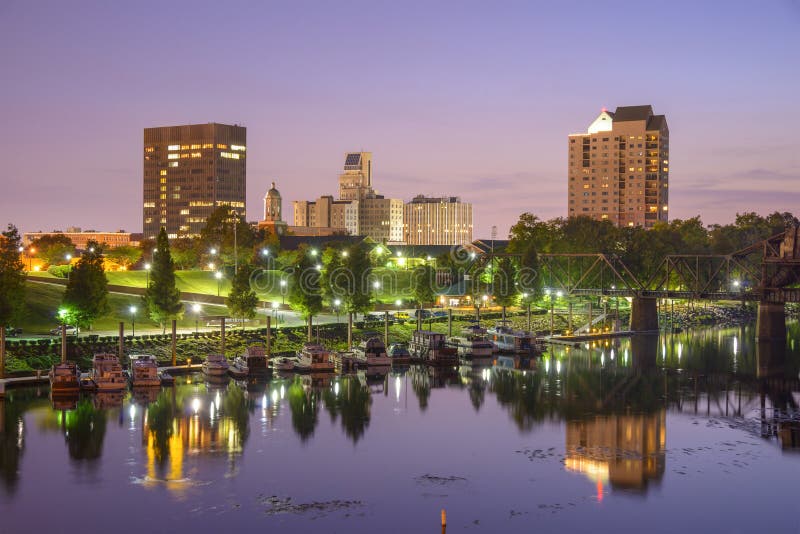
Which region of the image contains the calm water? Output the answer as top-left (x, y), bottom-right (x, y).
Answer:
top-left (1, 324), bottom-right (799, 533)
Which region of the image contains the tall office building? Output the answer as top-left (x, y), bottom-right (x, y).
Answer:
top-left (143, 123), bottom-right (246, 239)
top-left (404, 195), bottom-right (473, 245)
top-left (568, 106), bottom-right (668, 228)
top-left (293, 151), bottom-right (404, 242)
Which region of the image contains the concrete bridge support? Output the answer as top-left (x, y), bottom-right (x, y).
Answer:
top-left (756, 302), bottom-right (786, 342)
top-left (629, 297), bottom-right (659, 333)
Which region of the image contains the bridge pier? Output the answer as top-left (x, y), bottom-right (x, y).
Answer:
top-left (756, 302), bottom-right (786, 342)
top-left (629, 297), bottom-right (659, 333)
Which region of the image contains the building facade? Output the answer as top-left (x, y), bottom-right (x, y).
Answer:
top-left (404, 195), bottom-right (473, 245)
top-left (292, 152), bottom-right (404, 242)
top-left (568, 106), bottom-right (668, 228)
top-left (143, 123), bottom-right (246, 239)
top-left (23, 229), bottom-right (135, 249)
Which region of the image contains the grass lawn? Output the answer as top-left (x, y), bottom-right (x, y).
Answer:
top-left (20, 281), bottom-right (230, 335)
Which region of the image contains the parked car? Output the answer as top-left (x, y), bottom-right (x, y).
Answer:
top-left (394, 311), bottom-right (411, 320)
top-left (4, 327), bottom-right (22, 337)
top-left (414, 309), bottom-right (432, 319)
top-left (431, 310), bottom-right (448, 318)
top-left (363, 313), bottom-right (384, 323)
top-left (49, 325), bottom-right (78, 336)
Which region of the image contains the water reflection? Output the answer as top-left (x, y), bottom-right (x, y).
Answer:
top-left (0, 322), bottom-right (797, 503)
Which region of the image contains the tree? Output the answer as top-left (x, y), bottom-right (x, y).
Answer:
top-left (199, 206), bottom-right (256, 268)
top-left (287, 244), bottom-right (323, 340)
top-left (143, 228), bottom-right (183, 330)
top-left (0, 225), bottom-right (26, 378)
top-left (493, 256), bottom-right (518, 320)
top-left (168, 238), bottom-right (201, 270)
top-left (29, 233), bottom-right (75, 266)
top-left (103, 245), bottom-right (142, 270)
top-left (518, 243), bottom-right (542, 298)
top-left (226, 265), bottom-right (258, 324)
top-left (411, 264), bottom-right (436, 311)
top-left (61, 240), bottom-right (109, 330)
top-left (341, 243), bottom-right (373, 317)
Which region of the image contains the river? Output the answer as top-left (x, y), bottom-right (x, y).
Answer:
top-left (1, 323), bottom-right (798, 533)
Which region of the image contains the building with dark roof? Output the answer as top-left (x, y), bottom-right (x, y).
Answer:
top-left (568, 106), bottom-right (669, 228)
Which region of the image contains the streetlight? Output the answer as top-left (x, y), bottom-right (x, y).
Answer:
top-left (271, 301), bottom-right (279, 327)
top-left (333, 298), bottom-right (341, 323)
top-left (341, 250), bottom-right (348, 258)
top-left (192, 303), bottom-right (202, 333)
top-left (144, 262), bottom-right (151, 286)
top-left (215, 271), bottom-right (223, 296)
top-left (210, 247), bottom-right (217, 256)
top-left (280, 279), bottom-right (287, 304)
top-left (129, 305), bottom-right (137, 336)
top-left (310, 248), bottom-right (317, 257)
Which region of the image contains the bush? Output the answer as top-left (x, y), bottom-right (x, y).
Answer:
top-left (47, 265), bottom-right (72, 278)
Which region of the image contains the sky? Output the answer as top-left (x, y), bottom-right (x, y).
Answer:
top-left (1, 0), bottom-right (799, 239)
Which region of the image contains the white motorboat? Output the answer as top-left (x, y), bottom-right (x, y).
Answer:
top-left (91, 353), bottom-right (127, 392)
top-left (296, 343), bottom-right (335, 373)
top-left (487, 321), bottom-right (534, 353)
top-left (49, 361), bottom-right (80, 396)
top-left (354, 337), bottom-right (392, 367)
top-left (448, 323), bottom-right (496, 358)
top-left (129, 354), bottom-right (160, 387)
top-left (409, 330), bottom-right (458, 366)
top-left (202, 353), bottom-right (230, 377)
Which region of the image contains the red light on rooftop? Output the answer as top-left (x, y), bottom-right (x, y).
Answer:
top-left (601, 107), bottom-right (607, 113)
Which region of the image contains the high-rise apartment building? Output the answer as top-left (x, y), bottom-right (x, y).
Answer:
top-left (404, 195), bottom-right (473, 245)
top-left (568, 106), bottom-right (668, 228)
top-left (143, 123), bottom-right (246, 239)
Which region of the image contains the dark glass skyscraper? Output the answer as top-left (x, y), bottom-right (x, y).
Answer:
top-left (143, 123), bottom-right (246, 239)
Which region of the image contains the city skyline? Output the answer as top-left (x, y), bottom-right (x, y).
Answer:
top-left (2, 1), bottom-right (799, 238)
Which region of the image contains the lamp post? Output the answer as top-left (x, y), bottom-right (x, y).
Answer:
top-left (334, 299), bottom-right (341, 324)
top-left (271, 301), bottom-right (279, 327)
top-left (129, 305), bottom-right (137, 337)
top-left (192, 303), bottom-right (202, 334)
top-left (280, 279), bottom-right (287, 305)
top-left (215, 271), bottom-right (223, 297)
top-left (144, 262), bottom-right (151, 287)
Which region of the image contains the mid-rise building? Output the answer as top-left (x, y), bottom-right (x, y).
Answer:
top-left (143, 123), bottom-right (246, 239)
top-left (292, 152), bottom-right (404, 242)
top-left (404, 195), bottom-right (473, 245)
top-left (23, 229), bottom-right (136, 249)
top-left (568, 105), bottom-right (668, 228)
top-left (257, 181), bottom-right (288, 236)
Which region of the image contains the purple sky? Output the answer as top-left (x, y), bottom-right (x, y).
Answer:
top-left (2, 1), bottom-right (799, 239)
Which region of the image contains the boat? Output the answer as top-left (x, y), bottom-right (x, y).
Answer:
top-left (295, 343), bottom-right (335, 373)
top-left (90, 353), bottom-right (127, 392)
top-left (48, 361), bottom-right (80, 396)
top-left (238, 344), bottom-right (271, 377)
top-left (408, 330), bottom-right (458, 366)
top-left (229, 357), bottom-right (249, 379)
top-left (272, 355), bottom-right (298, 372)
top-left (159, 370), bottom-right (175, 386)
top-left (203, 353), bottom-right (230, 377)
top-left (447, 323), bottom-right (496, 360)
top-left (388, 343), bottom-right (411, 365)
top-left (129, 354), bottom-right (160, 387)
top-left (487, 321), bottom-right (534, 354)
top-left (79, 373), bottom-right (97, 391)
top-left (353, 337), bottom-right (392, 367)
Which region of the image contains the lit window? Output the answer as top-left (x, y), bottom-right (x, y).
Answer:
top-left (160, 170), bottom-right (167, 176)
top-left (217, 144), bottom-right (228, 149)
top-left (143, 202), bottom-right (155, 208)
top-left (180, 153), bottom-right (190, 158)
top-left (202, 143), bottom-right (213, 149)
top-left (145, 147), bottom-right (155, 153)
top-left (231, 145), bottom-right (246, 151)
top-left (190, 144), bottom-right (201, 149)
top-left (169, 162), bottom-right (178, 167)
top-left (168, 154), bottom-right (179, 159)
top-left (220, 152), bottom-right (240, 159)
top-left (180, 145), bottom-right (189, 150)
top-left (168, 145), bottom-right (180, 151)
top-left (180, 209), bottom-right (190, 215)
top-left (191, 152), bottom-right (201, 158)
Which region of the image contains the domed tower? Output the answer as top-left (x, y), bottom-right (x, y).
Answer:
top-left (264, 181), bottom-right (282, 222)
top-left (259, 181), bottom-right (287, 236)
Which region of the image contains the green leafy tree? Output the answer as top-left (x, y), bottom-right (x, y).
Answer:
top-left (226, 265), bottom-right (259, 324)
top-left (199, 206), bottom-right (255, 268)
top-left (342, 243), bottom-right (373, 317)
top-left (493, 256), bottom-right (518, 319)
top-left (411, 264), bottom-right (436, 311)
top-left (143, 228), bottom-right (183, 330)
top-left (29, 233), bottom-right (76, 266)
top-left (61, 240), bottom-right (109, 330)
top-left (287, 244), bottom-right (323, 339)
top-left (103, 245), bottom-right (143, 270)
top-left (169, 237), bottom-right (201, 270)
top-left (0, 225), bottom-right (26, 378)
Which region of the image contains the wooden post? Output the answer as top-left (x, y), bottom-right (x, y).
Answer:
top-left (307, 315), bottom-right (312, 342)
top-left (549, 297), bottom-right (554, 336)
top-left (171, 319), bottom-right (177, 366)
top-left (603, 299), bottom-right (608, 332)
top-left (588, 301), bottom-right (593, 333)
top-left (221, 317), bottom-right (226, 356)
top-left (568, 301), bottom-right (573, 332)
top-left (61, 324), bottom-right (67, 363)
top-left (118, 322), bottom-right (124, 363)
top-left (0, 327), bottom-right (5, 379)
top-left (417, 309), bottom-right (422, 331)
top-left (448, 309), bottom-right (453, 337)
top-left (347, 313), bottom-right (353, 350)
top-left (384, 311), bottom-right (390, 345)
top-left (266, 316), bottom-right (272, 356)
top-left (527, 304), bottom-right (531, 333)
top-left (476, 306), bottom-right (481, 322)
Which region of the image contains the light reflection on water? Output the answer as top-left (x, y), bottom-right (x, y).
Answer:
top-left (0, 323), bottom-right (798, 533)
